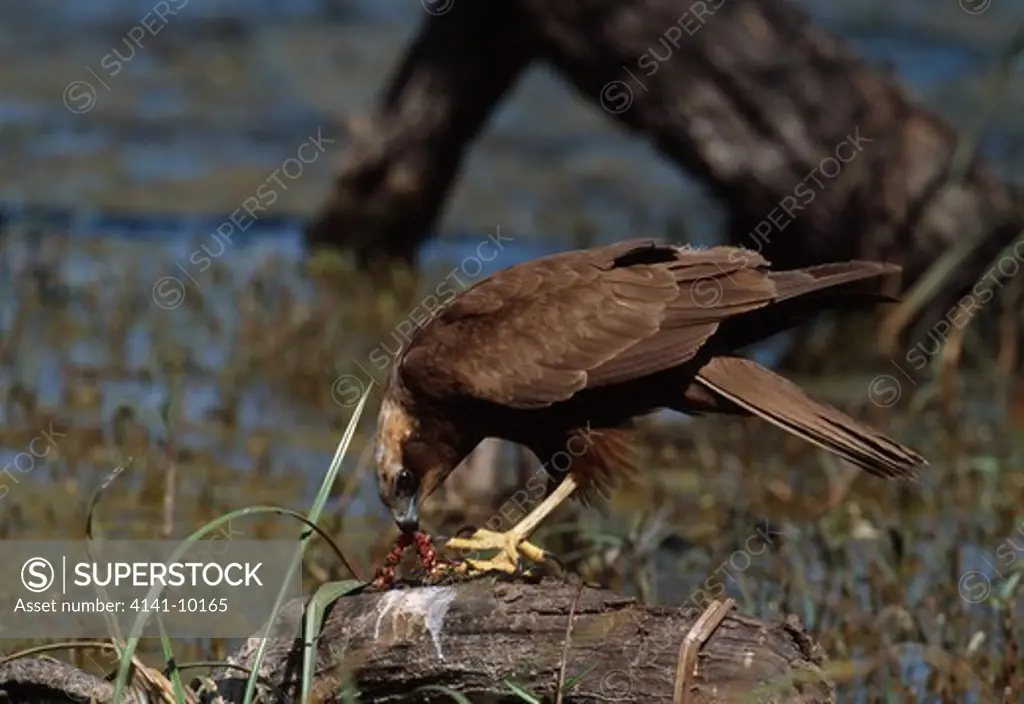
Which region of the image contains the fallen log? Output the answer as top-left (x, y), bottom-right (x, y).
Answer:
top-left (305, 0), bottom-right (1023, 344)
top-left (0, 581), bottom-right (834, 703)
top-left (304, 0), bottom-right (537, 268)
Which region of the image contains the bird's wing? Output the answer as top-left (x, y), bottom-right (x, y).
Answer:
top-left (399, 241), bottom-right (779, 409)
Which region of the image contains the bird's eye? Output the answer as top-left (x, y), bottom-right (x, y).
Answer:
top-left (395, 469), bottom-right (416, 497)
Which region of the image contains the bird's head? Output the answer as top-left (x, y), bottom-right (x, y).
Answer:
top-left (374, 396), bottom-right (446, 534)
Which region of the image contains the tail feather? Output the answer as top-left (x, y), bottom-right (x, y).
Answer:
top-left (768, 261), bottom-right (901, 303)
top-left (716, 261), bottom-right (901, 351)
top-left (694, 356), bottom-right (925, 479)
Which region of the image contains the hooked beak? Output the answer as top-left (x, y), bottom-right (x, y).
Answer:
top-left (391, 496), bottom-right (420, 534)
top-left (388, 466), bottom-right (421, 533)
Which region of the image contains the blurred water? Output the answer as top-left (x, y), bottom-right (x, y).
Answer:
top-left (0, 0), bottom-right (1021, 228)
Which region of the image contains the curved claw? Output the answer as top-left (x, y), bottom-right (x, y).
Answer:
top-left (454, 524), bottom-right (480, 539)
top-left (540, 550), bottom-right (565, 575)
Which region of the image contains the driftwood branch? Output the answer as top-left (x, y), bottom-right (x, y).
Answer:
top-left (304, 0), bottom-right (537, 267)
top-left (305, 0), bottom-right (1023, 341)
top-left (0, 581), bottom-right (834, 703)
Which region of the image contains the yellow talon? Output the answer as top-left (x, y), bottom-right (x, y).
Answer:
top-left (442, 476), bottom-right (579, 578)
top-left (444, 528), bottom-right (550, 576)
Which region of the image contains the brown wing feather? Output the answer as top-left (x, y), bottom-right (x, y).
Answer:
top-left (694, 356), bottom-right (925, 478)
top-left (585, 251), bottom-right (777, 386)
top-left (399, 241), bottom-right (783, 408)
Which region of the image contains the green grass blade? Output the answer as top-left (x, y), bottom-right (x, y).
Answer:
top-left (563, 662), bottom-right (599, 691)
top-left (301, 580), bottom-right (365, 704)
top-left (156, 615), bottom-right (188, 704)
top-left (997, 572), bottom-right (1021, 604)
top-left (504, 679), bottom-right (543, 703)
top-left (339, 679), bottom-right (360, 704)
top-left (85, 445), bottom-right (189, 704)
top-left (110, 503), bottom-right (360, 702)
top-left (242, 384), bottom-right (372, 704)
top-left (415, 685), bottom-right (474, 703)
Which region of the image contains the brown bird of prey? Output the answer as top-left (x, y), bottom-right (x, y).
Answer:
top-left (374, 239), bottom-right (925, 575)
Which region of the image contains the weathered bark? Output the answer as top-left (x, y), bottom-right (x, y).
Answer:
top-left (305, 0), bottom-right (1023, 342)
top-left (0, 582), bottom-right (834, 703)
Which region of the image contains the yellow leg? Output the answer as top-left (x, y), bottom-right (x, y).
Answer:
top-left (444, 474), bottom-right (579, 575)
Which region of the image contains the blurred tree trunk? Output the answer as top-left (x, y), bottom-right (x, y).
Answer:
top-left (305, 1), bottom-right (537, 269)
top-left (306, 0), bottom-right (1023, 348)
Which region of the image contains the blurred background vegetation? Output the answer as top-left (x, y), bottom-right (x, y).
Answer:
top-left (1, 0), bottom-right (1024, 700)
